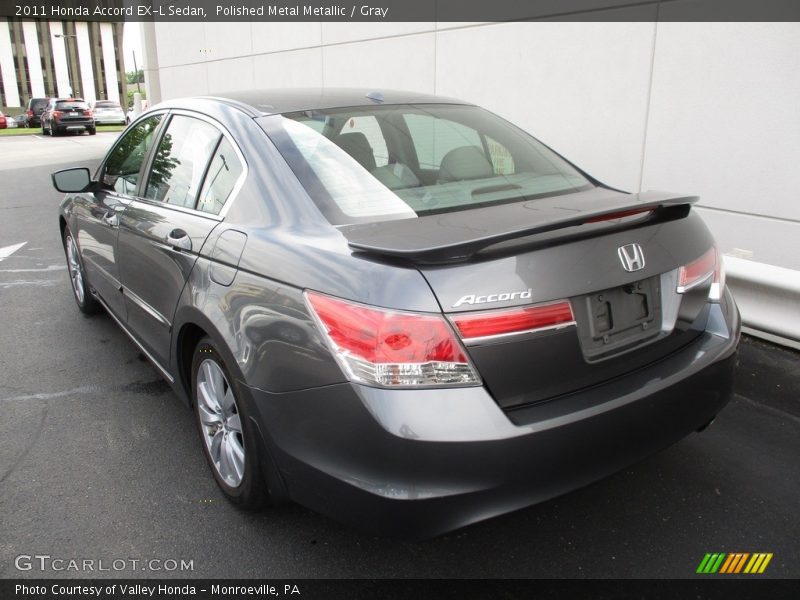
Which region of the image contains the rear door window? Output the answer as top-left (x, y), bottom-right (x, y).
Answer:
top-left (143, 115), bottom-right (221, 209)
top-left (196, 138), bottom-right (244, 215)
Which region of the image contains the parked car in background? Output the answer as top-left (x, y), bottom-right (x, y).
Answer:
top-left (51, 89), bottom-right (740, 538)
top-left (0, 111), bottom-right (7, 129)
top-left (26, 97), bottom-right (49, 128)
top-left (91, 100), bottom-right (126, 125)
top-left (42, 98), bottom-right (96, 136)
top-left (14, 113), bottom-right (29, 127)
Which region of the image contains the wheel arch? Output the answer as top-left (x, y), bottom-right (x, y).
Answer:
top-left (172, 305), bottom-right (290, 504)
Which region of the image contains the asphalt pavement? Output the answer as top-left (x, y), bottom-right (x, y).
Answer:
top-left (0, 134), bottom-right (798, 579)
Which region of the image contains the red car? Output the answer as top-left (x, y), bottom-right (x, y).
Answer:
top-left (0, 111), bottom-right (7, 129)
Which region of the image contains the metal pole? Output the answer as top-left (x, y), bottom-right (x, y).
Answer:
top-left (55, 33), bottom-right (78, 97)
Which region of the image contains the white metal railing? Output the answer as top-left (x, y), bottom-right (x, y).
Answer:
top-left (723, 255), bottom-right (800, 346)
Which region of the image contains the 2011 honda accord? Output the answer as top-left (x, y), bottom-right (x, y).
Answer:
top-left (53, 89), bottom-right (740, 538)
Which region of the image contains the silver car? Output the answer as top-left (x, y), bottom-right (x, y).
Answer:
top-left (91, 100), bottom-right (126, 125)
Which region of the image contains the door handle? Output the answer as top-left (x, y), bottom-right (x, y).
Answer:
top-left (102, 211), bottom-right (118, 227)
top-left (166, 228), bottom-right (192, 252)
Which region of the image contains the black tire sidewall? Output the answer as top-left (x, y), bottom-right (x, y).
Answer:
top-left (63, 227), bottom-right (100, 314)
top-left (190, 337), bottom-right (268, 508)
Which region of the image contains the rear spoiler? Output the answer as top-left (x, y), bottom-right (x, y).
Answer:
top-left (341, 190), bottom-right (698, 263)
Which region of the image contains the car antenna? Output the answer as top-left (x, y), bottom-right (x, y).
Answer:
top-left (365, 91), bottom-right (384, 103)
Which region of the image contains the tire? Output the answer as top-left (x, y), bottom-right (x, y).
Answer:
top-left (63, 227), bottom-right (101, 315)
top-left (88, 127), bottom-right (96, 136)
top-left (191, 337), bottom-right (269, 509)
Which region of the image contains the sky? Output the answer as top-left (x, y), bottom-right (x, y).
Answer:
top-left (122, 21), bottom-right (143, 73)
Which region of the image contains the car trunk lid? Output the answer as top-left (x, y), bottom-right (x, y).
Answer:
top-left (340, 188), bottom-right (715, 409)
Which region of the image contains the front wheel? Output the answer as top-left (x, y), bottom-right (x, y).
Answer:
top-left (192, 338), bottom-right (269, 509)
top-left (63, 228), bottom-right (100, 314)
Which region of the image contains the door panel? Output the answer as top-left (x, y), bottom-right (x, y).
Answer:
top-left (117, 202), bottom-right (219, 367)
top-left (75, 191), bottom-right (127, 318)
top-left (74, 114), bottom-right (165, 319)
top-left (117, 113), bottom-right (231, 368)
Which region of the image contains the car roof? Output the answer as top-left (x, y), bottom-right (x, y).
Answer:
top-left (160, 88), bottom-right (472, 117)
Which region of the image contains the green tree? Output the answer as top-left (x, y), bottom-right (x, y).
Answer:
top-left (126, 89), bottom-right (146, 109)
top-left (126, 69), bottom-right (144, 84)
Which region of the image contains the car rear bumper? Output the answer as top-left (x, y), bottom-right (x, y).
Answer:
top-left (55, 120), bottom-right (94, 131)
top-left (244, 291), bottom-right (740, 538)
top-left (94, 115), bottom-right (125, 124)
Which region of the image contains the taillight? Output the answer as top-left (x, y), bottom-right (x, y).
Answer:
top-left (677, 245), bottom-right (725, 302)
top-left (586, 208), bottom-right (653, 223)
top-left (52, 110), bottom-right (63, 119)
top-left (83, 109), bottom-right (93, 117)
top-left (305, 291), bottom-right (480, 387)
top-left (451, 301), bottom-right (575, 342)
top-left (27, 109), bottom-right (33, 117)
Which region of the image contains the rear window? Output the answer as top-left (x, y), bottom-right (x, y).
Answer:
top-left (55, 101), bottom-right (89, 111)
top-left (261, 104), bottom-right (592, 225)
top-left (95, 101), bottom-right (121, 109)
top-left (30, 98), bottom-right (49, 110)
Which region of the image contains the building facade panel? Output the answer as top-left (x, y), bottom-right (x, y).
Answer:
top-left (22, 20), bottom-right (44, 97)
top-left (0, 17), bottom-right (124, 109)
top-left (0, 20), bottom-right (20, 106)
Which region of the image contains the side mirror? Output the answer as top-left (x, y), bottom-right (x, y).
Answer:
top-left (52, 168), bottom-right (92, 193)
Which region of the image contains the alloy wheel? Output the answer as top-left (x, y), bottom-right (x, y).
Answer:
top-left (196, 359), bottom-right (245, 487)
top-left (66, 235), bottom-right (84, 304)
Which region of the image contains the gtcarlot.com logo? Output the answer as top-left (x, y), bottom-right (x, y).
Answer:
top-left (14, 554), bottom-right (194, 572)
top-left (696, 552), bottom-right (773, 574)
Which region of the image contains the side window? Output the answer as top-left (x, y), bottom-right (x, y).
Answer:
top-left (403, 113), bottom-right (482, 169)
top-left (340, 115), bottom-right (389, 167)
top-left (144, 115), bottom-right (221, 209)
top-left (103, 115), bottom-right (163, 195)
top-left (196, 138), bottom-right (244, 215)
top-left (486, 136), bottom-right (515, 175)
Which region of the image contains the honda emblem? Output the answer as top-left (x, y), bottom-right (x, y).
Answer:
top-left (618, 243), bottom-right (645, 272)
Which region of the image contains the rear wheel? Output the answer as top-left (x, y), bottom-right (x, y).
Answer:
top-left (192, 337), bottom-right (269, 509)
top-left (88, 127), bottom-right (96, 136)
top-left (63, 227), bottom-right (100, 315)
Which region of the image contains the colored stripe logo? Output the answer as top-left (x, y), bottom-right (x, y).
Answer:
top-left (696, 553), bottom-right (773, 574)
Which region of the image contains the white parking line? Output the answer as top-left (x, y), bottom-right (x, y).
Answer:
top-left (0, 242), bottom-right (27, 262)
top-left (0, 385), bottom-right (100, 402)
top-left (0, 264), bottom-right (65, 273)
top-left (0, 279), bottom-right (60, 288)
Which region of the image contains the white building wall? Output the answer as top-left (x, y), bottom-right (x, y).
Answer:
top-left (143, 20), bottom-right (800, 331)
top-left (75, 22), bottom-right (95, 103)
top-left (100, 23), bottom-right (120, 103)
top-left (22, 21), bottom-right (45, 97)
top-left (48, 21), bottom-right (72, 97)
top-left (0, 21), bottom-right (20, 107)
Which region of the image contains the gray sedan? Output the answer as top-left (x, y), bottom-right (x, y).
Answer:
top-left (52, 89), bottom-right (740, 538)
